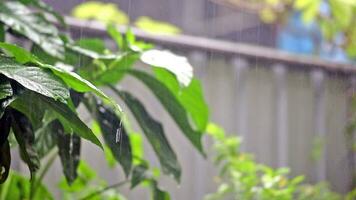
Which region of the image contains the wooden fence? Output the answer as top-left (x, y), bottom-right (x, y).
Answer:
top-left (13, 17), bottom-right (356, 199)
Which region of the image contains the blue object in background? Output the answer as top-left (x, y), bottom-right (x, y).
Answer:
top-left (277, 9), bottom-right (349, 63)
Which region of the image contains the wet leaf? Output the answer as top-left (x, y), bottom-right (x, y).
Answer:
top-left (141, 49), bottom-right (193, 87)
top-left (0, 110), bottom-right (12, 146)
top-left (53, 120), bottom-right (81, 184)
top-left (128, 70), bottom-right (204, 154)
top-left (154, 68), bottom-right (209, 132)
top-left (0, 78), bottom-right (12, 100)
top-left (10, 109), bottom-right (40, 178)
top-left (11, 91), bottom-right (102, 148)
top-left (0, 2), bottom-right (65, 58)
top-left (150, 180), bottom-right (170, 200)
top-left (131, 163), bottom-right (148, 189)
top-left (0, 56), bottom-right (69, 103)
top-left (94, 100), bottom-right (132, 177)
top-left (115, 89), bottom-right (181, 182)
top-left (0, 140), bottom-right (11, 184)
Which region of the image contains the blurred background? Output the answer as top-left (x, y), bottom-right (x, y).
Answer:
top-left (24, 0), bottom-right (355, 199)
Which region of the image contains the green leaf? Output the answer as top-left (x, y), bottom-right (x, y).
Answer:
top-left (76, 38), bottom-right (106, 54)
top-left (11, 91), bottom-right (102, 148)
top-left (27, 0), bottom-right (66, 27)
top-left (114, 88), bottom-right (181, 182)
top-left (10, 109), bottom-right (40, 178)
top-left (72, 1), bottom-right (129, 25)
top-left (0, 78), bottom-right (12, 100)
top-left (41, 63), bottom-right (122, 112)
top-left (131, 163), bottom-right (148, 188)
top-left (154, 68), bottom-right (209, 131)
top-left (0, 2), bottom-right (65, 58)
top-left (150, 180), bottom-right (170, 200)
top-left (0, 171), bottom-right (53, 199)
top-left (0, 56), bottom-right (69, 103)
top-left (0, 24), bottom-right (4, 42)
top-left (140, 49), bottom-right (193, 87)
top-left (135, 16), bottom-right (181, 35)
top-left (54, 120), bottom-right (81, 184)
top-left (330, 0), bottom-right (352, 28)
top-left (0, 140), bottom-right (10, 184)
top-left (58, 160), bottom-right (97, 193)
top-left (94, 99), bottom-right (132, 177)
top-left (0, 110), bottom-right (12, 146)
top-left (107, 24), bottom-right (124, 49)
top-left (93, 52), bottom-right (140, 85)
top-left (34, 114), bottom-right (58, 158)
top-left (128, 70), bottom-right (204, 154)
top-left (0, 42), bottom-right (39, 64)
top-left (0, 43), bottom-right (122, 112)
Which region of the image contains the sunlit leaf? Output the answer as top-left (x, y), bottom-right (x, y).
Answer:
top-left (135, 16), bottom-right (181, 35)
top-left (72, 1), bottom-right (129, 25)
top-left (141, 49), bottom-right (193, 87)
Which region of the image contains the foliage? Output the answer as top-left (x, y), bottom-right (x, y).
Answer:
top-left (213, 0), bottom-right (356, 58)
top-left (72, 1), bottom-right (181, 35)
top-left (0, 0), bottom-right (209, 199)
top-left (204, 123), bottom-right (356, 200)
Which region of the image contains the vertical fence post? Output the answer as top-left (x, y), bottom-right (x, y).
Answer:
top-left (233, 58), bottom-right (249, 150)
top-left (346, 76), bottom-right (356, 189)
top-left (311, 69), bottom-right (327, 181)
top-left (273, 64), bottom-right (288, 167)
top-left (189, 51), bottom-right (208, 200)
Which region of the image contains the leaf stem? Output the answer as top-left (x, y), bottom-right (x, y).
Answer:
top-left (79, 180), bottom-right (129, 200)
top-left (30, 148), bottom-right (58, 200)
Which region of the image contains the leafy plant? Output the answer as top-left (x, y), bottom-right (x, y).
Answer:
top-left (213, 0), bottom-right (356, 58)
top-left (204, 123), bottom-right (356, 200)
top-left (0, 0), bottom-right (209, 199)
top-left (72, 1), bottom-right (181, 35)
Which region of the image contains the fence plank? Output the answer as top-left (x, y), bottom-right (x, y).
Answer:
top-left (273, 64), bottom-right (288, 167)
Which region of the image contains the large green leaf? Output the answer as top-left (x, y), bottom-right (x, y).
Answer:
top-left (128, 70), bottom-right (204, 154)
top-left (113, 88), bottom-right (181, 181)
top-left (94, 99), bottom-right (132, 177)
top-left (0, 2), bottom-right (64, 58)
top-left (10, 91), bottom-right (102, 148)
top-left (54, 120), bottom-right (81, 184)
top-left (0, 78), bottom-right (12, 100)
top-left (140, 49), bottom-right (193, 87)
top-left (154, 68), bottom-right (209, 132)
top-left (0, 56), bottom-right (69, 103)
top-left (0, 42), bottom-right (39, 64)
top-left (0, 43), bottom-right (122, 112)
top-left (10, 109), bottom-right (40, 179)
